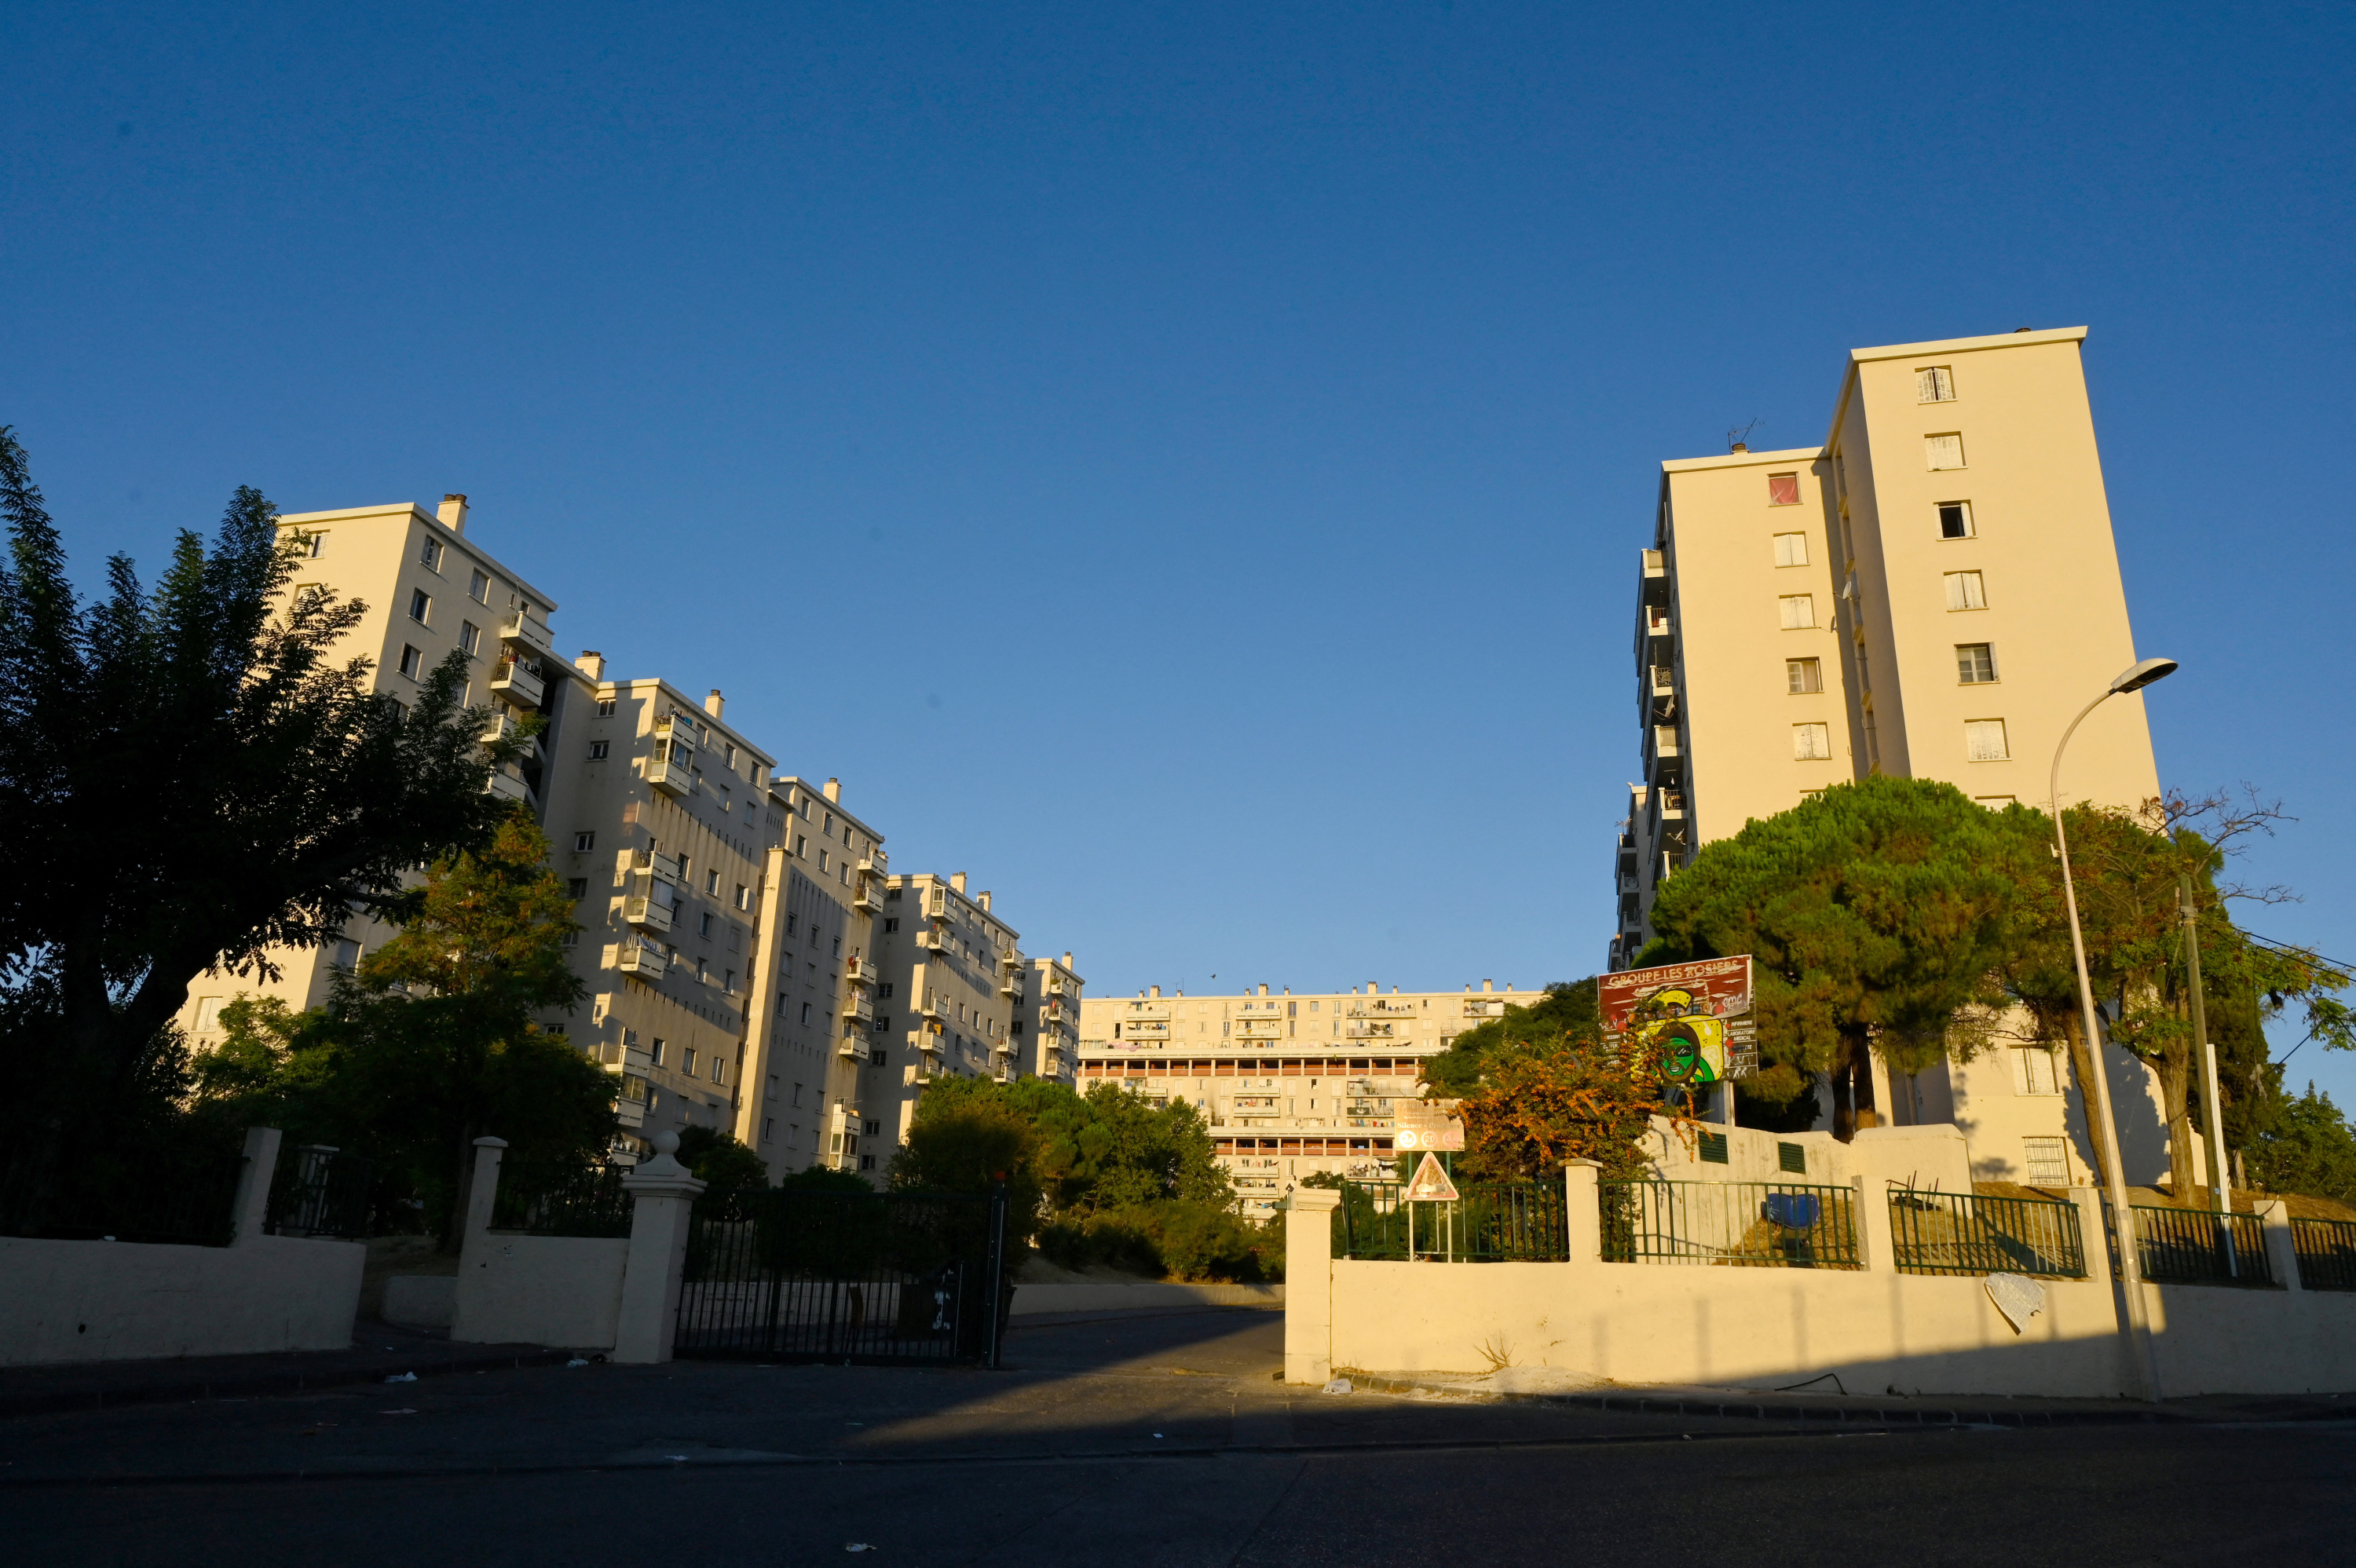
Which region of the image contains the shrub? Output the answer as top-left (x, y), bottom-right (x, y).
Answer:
top-left (1036, 1200), bottom-right (1280, 1282)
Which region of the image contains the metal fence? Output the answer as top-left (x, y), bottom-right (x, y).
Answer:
top-left (265, 1143), bottom-right (375, 1238)
top-left (0, 1139), bottom-right (249, 1247)
top-left (491, 1158), bottom-right (635, 1237)
top-left (2128, 1204), bottom-right (2273, 1287)
top-left (675, 1187), bottom-right (1009, 1365)
top-left (1333, 1179), bottom-right (1567, 1262)
top-left (1601, 1180), bottom-right (1860, 1269)
top-left (2289, 1216), bottom-right (2356, 1292)
top-left (1888, 1189), bottom-right (2084, 1277)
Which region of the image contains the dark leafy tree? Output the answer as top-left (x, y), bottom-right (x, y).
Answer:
top-left (1641, 777), bottom-right (2034, 1142)
top-left (1420, 980), bottom-right (1598, 1097)
top-left (0, 428), bottom-right (518, 1193)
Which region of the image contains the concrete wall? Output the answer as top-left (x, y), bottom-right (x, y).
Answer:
top-left (0, 1234), bottom-right (363, 1368)
top-left (450, 1234), bottom-right (628, 1350)
top-left (1290, 1172), bottom-right (2356, 1399)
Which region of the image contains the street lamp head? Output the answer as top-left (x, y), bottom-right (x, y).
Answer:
top-left (2109, 656), bottom-right (2178, 695)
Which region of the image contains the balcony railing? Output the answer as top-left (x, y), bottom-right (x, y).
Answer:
top-left (647, 747), bottom-right (694, 797)
top-left (857, 851), bottom-right (889, 876)
top-left (916, 928), bottom-right (946, 950)
top-left (845, 994), bottom-right (876, 1025)
top-left (485, 768), bottom-right (531, 804)
top-left (623, 895), bottom-right (675, 934)
top-left (499, 612), bottom-right (554, 658)
top-left (854, 880), bottom-right (884, 911)
top-left (616, 941), bottom-right (666, 981)
top-left (632, 850), bottom-right (684, 884)
top-left (489, 658), bottom-right (544, 708)
top-left (843, 956), bottom-right (876, 986)
top-left (1644, 612), bottom-right (1673, 638)
top-left (998, 972), bottom-right (1022, 998)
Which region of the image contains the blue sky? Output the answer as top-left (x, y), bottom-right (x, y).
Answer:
top-left (5, 2), bottom-right (2352, 1098)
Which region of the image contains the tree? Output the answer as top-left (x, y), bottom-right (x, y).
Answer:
top-left (2244, 1084), bottom-right (2356, 1203)
top-left (0, 429), bottom-right (518, 1190)
top-left (1421, 980), bottom-right (1599, 1097)
top-left (675, 1126), bottom-right (772, 1212)
top-left (1642, 777), bottom-right (2033, 1141)
top-left (1456, 1039), bottom-right (1666, 1183)
top-left (192, 810), bottom-right (609, 1245)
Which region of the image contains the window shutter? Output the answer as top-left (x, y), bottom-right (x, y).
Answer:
top-left (1925, 433), bottom-right (1965, 470)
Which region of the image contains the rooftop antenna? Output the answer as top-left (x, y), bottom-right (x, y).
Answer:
top-left (1726, 418), bottom-right (1762, 454)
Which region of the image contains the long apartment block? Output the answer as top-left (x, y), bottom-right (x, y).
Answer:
top-left (1608, 327), bottom-right (2183, 1186)
top-left (1077, 982), bottom-right (1531, 1216)
top-left (177, 496), bottom-right (1082, 1182)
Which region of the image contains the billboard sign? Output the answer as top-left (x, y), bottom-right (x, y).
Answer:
top-left (1394, 1099), bottom-right (1465, 1152)
top-left (1598, 956), bottom-right (1758, 1083)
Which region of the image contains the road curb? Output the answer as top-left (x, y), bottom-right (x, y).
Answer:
top-left (0, 1346), bottom-right (580, 1421)
top-left (1339, 1372), bottom-right (2188, 1427)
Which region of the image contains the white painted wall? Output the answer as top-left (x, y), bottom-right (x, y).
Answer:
top-left (0, 1234), bottom-right (362, 1367)
top-left (450, 1234), bottom-right (627, 1349)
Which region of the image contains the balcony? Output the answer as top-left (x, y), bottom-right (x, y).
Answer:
top-left (633, 849), bottom-right (684, 884)
top-left (997, 972), bottom-right (1022, 999)
top-left (617, 941), bottom-right (666, 981)
top-left (918, 994), bottom-right (943, 1021)
top-left (1120, 1018), bottom-right (1169, 1038)
top-left (485, 767), bottom-right (530, 805)
top-left (489, 658), bottom-right (544, 709)
top-left (1644, 611), bottom-right (1673, 640)
top-left (499, 611), bottom-right (553, 659)
top-left (846, 993), bottom-right (876, 1026)
top-left (1344, 1021), bottom-right (1397, 1039)
top-left (913, 1030), bottom-right (944, 1058)
top-left (836, 1035), bottom-right (870, 1061)
top-left (853, 880), bottom-right (884, 912)
top-left (844, 956), bottom-right (877, 987)
top-left (999, 950), bottom-right (1025, 973)
top-left (647, 744), bottom-right (694, 797)
top-left (1648, 667), bottom-right (1676, 698)
top-left (624, 895), bottom-right (675, 934)
top-left (858, 852), bottom-right (889, 877)
top-left (1656, 791), bottom-right (1688, 821)
top-left (923, 894), bottom-right (953, 922)
top-left (916, 928), bottom-right (946, 951)
top-left (993, 1040), bottom-right (1016, 1058)
top-left (1652, 726), bottom-right (1681, 761)
top-left (482, 711), bottom-right (520, 746)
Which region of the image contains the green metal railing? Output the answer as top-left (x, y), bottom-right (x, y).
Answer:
top-left (1601, 1180), bottom-right (1860, 1269)
top-left (491, 1158), bottom-right (634, 1237)
top-left (1333, 1179), bottom-right (1568, 1262)
top-left (1888, 1189), bottom-right (2084, 1277)
top-left (2290, 1217), bottom-right (2356, 1292)
top-left (2128, 1204), bottom-right (2272, 1287)
top-left (265, 1144), bottom-right (377, 1238)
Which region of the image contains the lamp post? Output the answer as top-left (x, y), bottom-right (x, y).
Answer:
top-left (2050, 655), bottom-right (2175, 1403)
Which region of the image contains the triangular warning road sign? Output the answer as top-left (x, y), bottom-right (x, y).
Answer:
top-left (1403, 1152), bottom-right (1459, 1203)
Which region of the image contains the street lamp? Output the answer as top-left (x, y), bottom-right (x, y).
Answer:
top-left (2050, 656), bottom-right (2175, 1402)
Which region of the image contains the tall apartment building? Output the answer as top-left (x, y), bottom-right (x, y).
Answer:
top-left (739, 778), bottom-right (892, 1179)
top-left (1077, 981), bottom-right (1529, 1217)
top-left (869, 873), bottom-right (1026, 1150)
top-left (532, 666), bottom-right (779, 1150)
top-left (1609, 327), bottom-right (2180, 1184)
top-left (1015, 954), bottom-right (1085, 1084)
top-left (177, 495), bottom-right (562, 1043)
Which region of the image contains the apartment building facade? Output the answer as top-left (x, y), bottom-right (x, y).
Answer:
top-left (177, 495), bottom-right (564, 1044)
top-left (867, 873), bottom-right (1027, 1150)
top-left (1077, 981), bottom-right (1529, 1217)
top-left (1609, 327), bottom-right (2179, 1185)
top-left (1015, 954), bottom-right (1085, 1084)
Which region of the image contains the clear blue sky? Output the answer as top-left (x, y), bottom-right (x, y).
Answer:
top-left (5, 2), bottom-right (2352, 1097)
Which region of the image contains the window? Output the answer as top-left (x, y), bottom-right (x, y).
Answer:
top-left (2023, 1137), bottom-right (2069, 1186)
top-left (1772, 532), bottom-right (1809, 567)
top-left (1944, 571), bottom-right (1988, 611)
top-left (712, 1055), bottom-right (726, 1084)
top-left (2012, 1047), bottom-right (2061, 1096)
top-left (880, 982), bottom-right (894, 999)
top-left (818, 850), bottom-right (830, 873)
top-left (469, 568), bottom-right (490, 603)
top-left (573, 831), bottom-right (596, 852)
top-left (1777, 1142), bottom-right (1807, 1175)
top-left (761, 1118), bottom-right (774, 1143)
top-left (705, 870), bottom-right (720, 895)
top-left (1925, 433), bottom-right (1966, 470)
top-left (1793, 722), bottom-right (1831, 760)
top-left (1938, 501), bottom-right (1974, 539)
top-left (335, 939), bottom-right (360, 970)
top-left (1787, 657), bottom-right (1823, 694)
top-left (795, 835), bottom-right (808, 857)
top-left (408, 588), bottom-right (432, 624)
top-left (301, 532), bottom-right (325, 557)
top-left (1767, 473), bottom-right (1801, 506)
top-left (193, 996), bottom-right (225, 1032)
top-left (1956, 643), bottom-right (1997, 684)
top-left (1915, 366), bottom-right (1955, 403)
top-left (1965, 718), bottom-right (2010, 762)
top-left (419, 538), bottom-right (444, 571)
top-left (792, 1082), bottom-right (805, 1108)
top-left (595, 698), bottom-right (616, 716)
top-left (566, 878), bottom-right (588, 900)
top-left (458, 620), bottom-right (481, 656)
top-left (1975, 794), bottom-right (2017, 808)
top-left (786, 914), bottom-right (798, 935)
top-left (1778, 594), bottom-right (1816, 630)
top-left (735, 884), bottom-right (749, 910)
top-left (588, 740), bottom-right (609, 760)
top-left (682, 1047), bottom-right (699, 1076)
top-left (699, 912), bottom-right (714, 938)
top-left (398, 644), bottom-right (423, 679)
top-left (649, 1038), bottom-right (667, 1065)
top-left (800, 1002), bottom-right (812, 1025)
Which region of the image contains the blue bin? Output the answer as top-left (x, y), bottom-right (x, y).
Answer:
top-left (1762, 1193), bottom-right (1821, 1231)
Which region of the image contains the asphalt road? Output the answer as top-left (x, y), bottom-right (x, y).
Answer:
top-left (5, 1310), bottom-right (2351, 1566)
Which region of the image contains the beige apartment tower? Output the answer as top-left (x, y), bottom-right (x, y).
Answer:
top-left (1610, 327), bottom-right (2183, 1186)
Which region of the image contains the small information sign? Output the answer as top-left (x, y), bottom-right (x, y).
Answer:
top-left (1394, 1099), bottom-right (1465, 1152)
top-left (1403, 1152), bottom-right (1460, 1204)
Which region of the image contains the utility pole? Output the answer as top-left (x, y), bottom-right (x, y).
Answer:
top-left (2181, 872), bottom-right (2236, 1280)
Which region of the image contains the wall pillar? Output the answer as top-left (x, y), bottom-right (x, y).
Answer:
top-left (1282, 1187), bottom-right (1341, 1386)
top-left (229, 1126), bottom-right (284, 1248)
top-left (2256, 1198), bottom-right (2299, 1292)
top-left (613, 1131), bottom-right (707, 1365)
top-left (1563, 1160), bottom-right (1601, 1265)
top-left (1855, 1175), bottom-right (1893, 1271)
top-left (2066, 1186), bottom-right (2114, 1287)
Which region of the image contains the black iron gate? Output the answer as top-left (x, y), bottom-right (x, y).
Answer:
top-left (675, 1187), bottom-right (1010, 1366)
